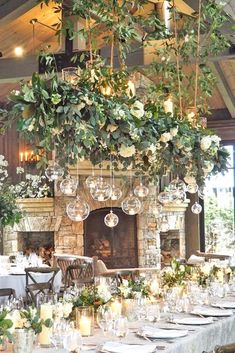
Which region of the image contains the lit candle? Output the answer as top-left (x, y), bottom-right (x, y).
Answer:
top-left (20, 152), bottom-right (24, 162)
top-left (127, 80), bottom-right (136, 97)
top-left (163, 96), bottom-right (173, 116)
top-left (110, 300), bottom-right (122, 316)
top-left (79, 315), bottom-right (91, 336)
top-left (25, 151), bottom-right (28, 161)
top-left (38, 304), bottom-right (53, 346)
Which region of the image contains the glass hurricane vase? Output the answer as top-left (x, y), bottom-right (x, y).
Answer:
top-left (13, 329), bottom-right (35, 353)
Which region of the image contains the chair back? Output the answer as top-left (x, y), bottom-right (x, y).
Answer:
top-left (25, 267), bottom-right (59, 305)
top-left (196, 250), bottom-right (230, 261)
top-left (0, 288), bottom-right (16, 300)
top-left (214, 344), bottom-right (235, 353)
top-left (56, 256), bottom-right (77, 285)
top-left (65, 260), bottom-right (94, 287)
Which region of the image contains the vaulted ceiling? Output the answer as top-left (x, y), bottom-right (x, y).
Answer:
top-left (0, 0), bottom-right (235, 122)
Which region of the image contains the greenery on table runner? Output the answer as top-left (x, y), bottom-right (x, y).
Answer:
top-left (0, 309), bottom-right (13, 344)
top-left (0, 0), bottom-right (231, 184)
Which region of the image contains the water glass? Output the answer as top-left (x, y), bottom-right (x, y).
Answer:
top-left (63, 331), bottom-right (83, 353)
top-left (113, 316), bottom-right (129, 340)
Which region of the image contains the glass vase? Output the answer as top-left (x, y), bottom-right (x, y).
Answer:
top-left (75, 306), bottom-right (94, 336)
top-left (13, 329), bottom-right (35, 353)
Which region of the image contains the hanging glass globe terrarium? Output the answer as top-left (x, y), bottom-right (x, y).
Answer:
top-left (60, 175), bottom-right (78, 195)
top-left (66, 196), bottom-right (90, 221)
top-left (90, 177), bottom-right (112, 202)
top-left (158, 191), bottom-right (172, 205)
top-left (191, 202), bottom-right (202, 214)
top-left (134, 182), bottom-right (149, 198)
top-left (169, 178), bottom-right (186, 192)
top-left (121, 193), bottom-right (141, 215)
top-left (104, 210), bottom-right (119, 228)
top-left (187, 183), bottom-right (199, 194)
top-left (45, 162), bottom-right (64, 181)
top-left (111, 184), bottom-right (123, 201)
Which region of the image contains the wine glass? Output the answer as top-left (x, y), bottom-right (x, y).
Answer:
top-left (97, 305), bottom-right (113, 335)
top-left (113, 316), bottom-right (129, 341)
top-left (63, 331), bottom-right (83, 353)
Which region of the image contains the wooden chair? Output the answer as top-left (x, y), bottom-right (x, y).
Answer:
top-left (25, 267), bottom-right (59, 305)
top-left (56, 256), bottom-right (77, 286)
top-left (0, 288), bottom-right (16, 300)
top-left (64, 261), bottom-right (94, 288)
top-left (214, 344), bottom-right (235, 353)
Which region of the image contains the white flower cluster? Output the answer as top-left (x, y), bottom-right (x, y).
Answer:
top-left (54, 301), bottom-right (73, 320)
top-left (159, 127), bottom-right (178, 144)
top-left (200, 135), bottom-right (221, 152)
top-left (130, 100), bottom-right (145, 119)
top-left (119, 144), bottom-right (136, 158)
top-left (13, 172), bottom-right (51, 198)
top-left (0, 155), bottom-right (8, 183)
top-left (96, 284), bottom-right (112, 303)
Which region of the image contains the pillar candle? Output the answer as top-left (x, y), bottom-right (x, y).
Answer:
top-left (110, 300), bottom-right (122, 316)
top-left (79, 316), bottom-right (91, 336)
top-left (20, 152), bottom-right (23, 162)
top-left (38, 304), bottom-right (53, 346)
top-left (24, 151), bottom-right (28, 161)
top-left (163, 97), bottom-right (173, 116)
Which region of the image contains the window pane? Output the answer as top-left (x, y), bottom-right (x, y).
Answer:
top-left (204, 145), bottom-right (235, 255)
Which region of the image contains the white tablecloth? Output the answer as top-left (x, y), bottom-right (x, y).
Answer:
top-left (0, 271), bottom-right (62, 298)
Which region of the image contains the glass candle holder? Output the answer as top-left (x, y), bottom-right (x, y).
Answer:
top-left (62, 67), bottom-right (80, 85)
top-left (75, 306), bottom-right (94, 336)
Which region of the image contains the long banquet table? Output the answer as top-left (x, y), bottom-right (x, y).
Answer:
top-left (5, 307), bottom-right (235, 353)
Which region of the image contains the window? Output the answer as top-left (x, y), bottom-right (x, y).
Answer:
top-left (204, 145), bottom-right (235, 254)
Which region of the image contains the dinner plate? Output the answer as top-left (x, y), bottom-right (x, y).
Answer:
top-left (96, 342), bottom-right (157, 353)
top-left (211, 301), bottom-right (235, 309)
top-left (191, 306), bottom-right (233, 317)
top-left (172, 317), bottom-right (214, 325)
top-left (139, 326), bottom-right (188, 339)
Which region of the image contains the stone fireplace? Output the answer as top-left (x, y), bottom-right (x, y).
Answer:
top-left (2, 161), bottom-right (189, 268)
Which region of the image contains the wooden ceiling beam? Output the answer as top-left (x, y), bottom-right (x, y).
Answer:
top-left (209, 62), bottom-right (235, 119)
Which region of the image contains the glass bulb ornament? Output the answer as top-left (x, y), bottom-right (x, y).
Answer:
top-left (134, 182), bottom-right (149, 198)
top-left (191, 202), bottom-right (202, 214)
top-left (169, 178), bottom-right (186, 192)
top-left (104, 210), bottom-right (119, 228)
top-left (60, 175), bottom-right (78, 195)
top-left (151, 202), bottom-right (163, 217)
top-left (187, 183), bottom-right (199, 194)
top-left (121, 194), bottom-right (142, 215)
top-left (85, 175), bottom-right (100, 190)
top-left (111, 185), bottom-right (123, 201)
top-left (171, 189), bottom-right (186, 204)
top-left (66, 196), bottom-right (90, 221)
top-left (158, 191), bottom-right (172, 205)
top-left (159, 217), bottom-right (170, 232)
top-left (45, 162), bottom-right (64, 181)
top-left (90, 177), bottom-right (112, 202)
top-left (198, 187), bottom-right (205, 200)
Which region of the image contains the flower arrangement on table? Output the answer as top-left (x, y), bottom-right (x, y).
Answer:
top-left (0, 155), bottom-right (21, 228)
top-left (161, 259), bottom-right (192, 289)
top-left (118, 277), bottom-right (151, 299)
top-left (72, 285), bottom-right (112, 310)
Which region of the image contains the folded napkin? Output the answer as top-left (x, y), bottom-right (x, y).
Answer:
top-left (101, 341), bottom-right (156, 353)
top-left (141, 326), bottom-right (188, 339)
top-left (187, 254), bottom-right (205, 264)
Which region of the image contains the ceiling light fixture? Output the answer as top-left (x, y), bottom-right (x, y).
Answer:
top-left (14, 47), bottom-right (24, 57)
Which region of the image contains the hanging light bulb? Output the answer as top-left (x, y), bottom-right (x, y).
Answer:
top-left (171, 189), bottom-right (186, 204)
top-left (104, 210), bottom-right (119, 228)
top-left (191, 202), bottom-right (202, 214)
top-left (187, 184), bottom-right (199, 194)
top-left (169, 178), bottom-right (186, 192)
top-left (45, 162), bottom-right (64, 181)
top-left (111, 185), bottom-right (123, 201)
top-left (134, 182), bottom-right (149, 198)
top-left (60, 175), bottom-right (78, 195)
top-left (90, 177), bottom-right (112, 202)
top-left (66, 196), bottom-right (90, 221)
top-left (158, 191), bottom-right (172, 205)
top-left (85, 175), bottom-right (101, 189)
top-left (121, 193), bottom-right (142, 215)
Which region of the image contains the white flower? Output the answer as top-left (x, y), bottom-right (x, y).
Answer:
top-left (184, 34), bottom-right (189, 42)
top-left (83, 95), bottom-right (93, 106)
top-left (97, 285), bottom-right (112, 303)
top-left (202, 161), bottom-right (214, 174)
top-left (200, 136), bottom-right (212, 151)
top-left (210, 135), bottom-right (221, 146)
top-left (119, 144), bottom-right (136, 158)
top-left (184, 175), bottom-right (196, 185)
top-left (16, 167), bottom-right (24, 174)
top-left (130, 100), bottom-right (145, 119)
top-left (14, 90), bottom-right (20, 96)
top-left (170, 127), bottom-right (178, 137)
top-left (106, 124), bottom-right (118, 133)
top-left (159, 132), bottom-right (172, 143)
top-left (148, 144), bottom-right (157, 154)
top-left (63, 302), bottom-right (73, 318)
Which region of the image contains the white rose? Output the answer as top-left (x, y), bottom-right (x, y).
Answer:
top-left (184, 175), bottom-right (196, 185)
top-left (106, 124), bottom-right (118, 133)
top-left (200, 136), bottom-right (212, 151)
top-left (63, 302), bottom-right (73, 318)
top-left (170, 127), bottom-right (178, 137)
top-left (202, 161), bottom-right (214, 174)
top-left (160, 132), bottom-right (172, 143)
top-left (83, 95), bottom-right (93, 106)
top-left (130, 100), bottom-right (145, 119)
top-left (119, 144), bottom-right (136, 158)
top-left (211, 135), bottom-right (221, 146)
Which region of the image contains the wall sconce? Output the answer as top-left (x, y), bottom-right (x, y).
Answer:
top-left (19, 151), bottom-right (40, 164)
